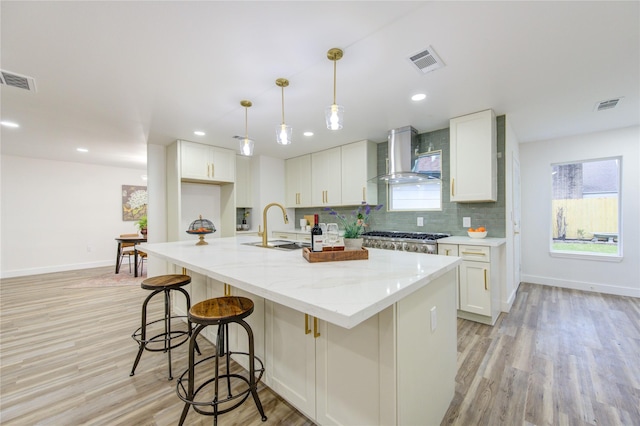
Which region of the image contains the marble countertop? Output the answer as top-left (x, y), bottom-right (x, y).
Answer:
top-left (140, 236), bottom-right (461, 329)
top-left (437, 236), bottom-right (506, 247)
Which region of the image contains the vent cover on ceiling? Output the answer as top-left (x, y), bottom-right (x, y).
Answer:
top-left (594, 97), bottom-right (623, 111)
top-left (408, 46), bottom-right (445, 74)
top-left (0, 70), bottom-right (37, 92)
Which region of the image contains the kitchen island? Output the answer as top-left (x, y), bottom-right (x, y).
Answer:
top-left (141, 236), bottom-right (461, 426)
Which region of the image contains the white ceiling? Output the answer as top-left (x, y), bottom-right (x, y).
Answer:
top-left (1, 1), bottom-right (638, 170)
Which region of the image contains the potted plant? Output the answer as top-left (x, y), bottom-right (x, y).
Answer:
top-left (136, 215), bottom-right (148, 236)
top-left (324, 202), bottom-right (383, 250)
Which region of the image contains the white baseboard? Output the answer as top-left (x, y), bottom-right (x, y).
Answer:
top-left (0, 260), bottom-right (114, 279)
top-left (521, 274), bottom-right (640, 298)
top-left (501, 287), bottom-right (518, 312)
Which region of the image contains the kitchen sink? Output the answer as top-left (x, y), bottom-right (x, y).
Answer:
top-left (243, 240), bottom-right (310, 251)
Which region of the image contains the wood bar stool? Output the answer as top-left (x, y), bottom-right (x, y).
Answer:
top-left (130, 274), bottom-right (200, 380)
top-left (176, 296), bottom-right (267, 426)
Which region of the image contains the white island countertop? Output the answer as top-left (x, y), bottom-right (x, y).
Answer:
top-left (140, 236), bottom-right (461, 329)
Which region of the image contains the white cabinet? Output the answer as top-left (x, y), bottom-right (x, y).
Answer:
top-left (235, 156), bottom-right (252, 207)
top-left (264, 301), bottom-right (390, 425)
top-left (311, 147), bottom-right (341, 206)
top-left (341, 140), bottom-right (378, 205)
top-left (285, 155), bottom-right (312, 207)
top-left (449, 109), bottom-right (497, 202)
top-left (271, 230), bottom-right (311, 243)
top-left (180, 140), bottom-right (235, 183)
top-left (439, 241), bottom-right (501, 325)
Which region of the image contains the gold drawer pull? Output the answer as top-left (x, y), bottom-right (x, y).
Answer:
top-left (484, 270), bottom-right (488, 290)
top-left (461, 251), bottom-right (486, 256)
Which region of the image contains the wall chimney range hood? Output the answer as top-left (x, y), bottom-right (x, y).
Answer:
top-left (375, 125), bottom-right (432, 184)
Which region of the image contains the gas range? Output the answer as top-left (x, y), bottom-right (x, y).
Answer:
top-left (361, 231), bottom-right (450, 254)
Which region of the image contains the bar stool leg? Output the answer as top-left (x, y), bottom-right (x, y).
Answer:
top-left (164, 289), bottom-right (173, 380)
top-left (178, 323), bottom-right (205, 426)
top-left (130, 289), bottom-right (161, 376)
top-left (238, 319), bottom-right (268, 421)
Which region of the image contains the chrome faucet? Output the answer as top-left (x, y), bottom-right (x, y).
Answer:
top-left (258, 202), bottom-right (289, 247)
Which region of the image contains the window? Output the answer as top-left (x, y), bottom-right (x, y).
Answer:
top-left (551, 157), bottom-right (621, 259)
top-left (389, 150), bottom-right (442, 211)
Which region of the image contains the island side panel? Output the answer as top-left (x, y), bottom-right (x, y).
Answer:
top-left (396, 269), bottom-right (457, 425)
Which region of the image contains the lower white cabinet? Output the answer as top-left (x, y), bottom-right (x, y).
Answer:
top-left (173, 264), bottom-right (457, 426)
top-left (438, 243), bottom-right (460, 309)
top-left (438, 241), bottom-right (502, 325)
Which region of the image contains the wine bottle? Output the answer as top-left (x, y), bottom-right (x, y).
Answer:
top-left (311, 214), bottom-right (323, 252)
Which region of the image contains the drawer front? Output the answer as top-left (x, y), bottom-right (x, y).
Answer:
top-left (438, 244), bottom-right (459, 257)
top-left (459, 245), bottom-right (490, 262)
top-left (273, 232), bottom-right (298, 240)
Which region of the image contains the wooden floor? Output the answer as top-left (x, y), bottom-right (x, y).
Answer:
top-left (1, 267), bottom-right (639, 425)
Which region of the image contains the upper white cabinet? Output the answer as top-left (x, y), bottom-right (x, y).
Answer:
top-left (285, 154), bottom-right (312, 208)
top-left (341, 140), bottom-right (378, 205)
top-left (311, 147), bottom-right (341, 206)
top-left (235, 156), bottom-right (252, 207)
top-left (180, 140), bottom-right (235, 183)
top-left (449, 109), bottom-right (497, 202)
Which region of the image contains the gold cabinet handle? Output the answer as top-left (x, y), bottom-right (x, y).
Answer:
top-left (484, 269), bottom-right (488, 290)
top-left (451, 178), bottom-right (455, 196)
top-left (182, 267), bottom-right (188, 275)
top-left (362, 187), bottom-right (366, 202)
top-left (461, 251), bottom-right (486, 256)
top-left (304, 314), bottom-right (311, 335)
top-left (211, 163), bottom-right (214, 177)
top-left (445, 249), bottom-right (451, 256)
top-left (313, 317), bottom-right (320, 338)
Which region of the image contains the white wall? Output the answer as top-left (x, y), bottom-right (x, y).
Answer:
top-left (520, 126), bottom-right (639, 297)
top-left (504, 117), bottom-right (521, 310)
top-left (0, 155), bottom-right (147, 277)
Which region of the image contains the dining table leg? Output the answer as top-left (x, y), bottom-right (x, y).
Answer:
top-left (115, 242), bottom-right (122, 274)
top-left (134, 247), bottom-right (139, 277)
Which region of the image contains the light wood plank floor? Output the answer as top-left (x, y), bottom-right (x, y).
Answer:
top-left (1, 267), bottom-right (639, 425)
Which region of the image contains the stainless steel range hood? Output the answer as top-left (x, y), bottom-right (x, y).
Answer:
top-left (375, 125), bottom-right (432, 184)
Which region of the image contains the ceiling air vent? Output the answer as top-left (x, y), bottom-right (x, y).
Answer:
top-left (408, 46), bottom-right (445, 74)
top-left (0, 70), bottom-right (37, 92)
top-left (594, 97), bottom-right (623, 112)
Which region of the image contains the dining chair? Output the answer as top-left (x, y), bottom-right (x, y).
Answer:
top-left (119, 233), bottom-right (139, 273)
top-left (137, 250), bottom-right (148, 275)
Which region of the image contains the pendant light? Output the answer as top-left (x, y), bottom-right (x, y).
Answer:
top-left (325, 48), bottom-right (344, 130)
top-left (239, 100), bottom-right (254, 156)
top-left (275, 78), bottom-right (292, 145)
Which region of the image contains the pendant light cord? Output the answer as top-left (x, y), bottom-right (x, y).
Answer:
top-left (333, 59), bottom-right (337, 105)
top-left (281, 85), bottom-right (286, 125)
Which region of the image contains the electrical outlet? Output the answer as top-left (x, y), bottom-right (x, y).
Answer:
top-left (463, 217), bottom-right (471, 228)
top-left (86, 245), bottom-right (92, 253)
top-left (417, 217), bottom-right (424, 227)
top-left (430, 306), bottom-right (437, 332)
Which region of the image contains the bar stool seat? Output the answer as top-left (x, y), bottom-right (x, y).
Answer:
top-left (130, 274), bottom-right (199, 380)
top-left (176, 296), bottom-right (267, 425)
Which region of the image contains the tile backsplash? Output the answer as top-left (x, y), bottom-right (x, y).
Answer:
top-left (296, 116), bottom-right (506, 238)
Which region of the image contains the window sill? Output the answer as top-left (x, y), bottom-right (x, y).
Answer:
top-left (549, 250), bottom-right (623, 262)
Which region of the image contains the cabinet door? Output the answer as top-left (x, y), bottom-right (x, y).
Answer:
top-left (180, 141), bottom-right (212, 180)
top-left (235, 156), bottom-right (252, 207)
top-left (312, 147), bottom-right (341, 206)
top-left (228, 286), bottom-right (265, 373)
top-left (459, 261), bottom-right (491, 315)
top-left (285, 155), bottom-right (312, 207)
top-left (341, 140), bottom-right (378, 205)
top-left (315, 314), bottom-right (384, 426)
top-left (264, 301), bottom-right (316, 420)
top-left (210, 147), bottom-right (235, 183)
top-left (449, 109), bottom-right (497, 202)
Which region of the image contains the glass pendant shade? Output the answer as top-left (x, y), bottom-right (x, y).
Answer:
top-left (325, 104), bottom-right (344, 130)
top-left (276, 123), bottom-right (292, 145)
top-left (239, 137), bottom-right (254, 156)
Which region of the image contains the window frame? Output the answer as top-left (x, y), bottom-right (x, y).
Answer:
top-left (387, 149), bottom-right (443, 212)
top-left (549, 156), bottom-right (623, 261)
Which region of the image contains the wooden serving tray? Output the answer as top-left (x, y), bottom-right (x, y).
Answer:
top-left (302, 247), bottom-right (368, 263)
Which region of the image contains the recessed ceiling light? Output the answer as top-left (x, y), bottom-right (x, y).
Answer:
top-left (304, 131), bottom-right (314, 137)
top-left (1, 121), bottom-right (19, 128)
top-left (194, 131), bottom-right (205, 136)
top-left (411, 93), bottom-right (426, 101)
top-left (77, 148), bottom-right (89, 153)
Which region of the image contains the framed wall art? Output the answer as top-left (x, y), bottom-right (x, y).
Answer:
top-left (122, 185), bottom-right (147, 221)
